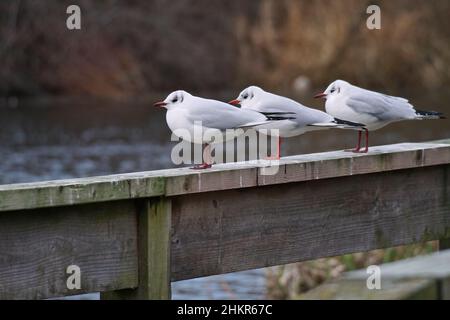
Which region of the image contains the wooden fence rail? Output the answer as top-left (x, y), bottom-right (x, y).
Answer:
top-left (0, 140), bottom-right (449, 299)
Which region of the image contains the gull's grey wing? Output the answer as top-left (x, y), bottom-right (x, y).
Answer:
top-left (186, 99), bottom-right (267, 130)
top-left (346, 90), bottom-right (416, 121)
top-left (257, 92), bottom-right (333, 125)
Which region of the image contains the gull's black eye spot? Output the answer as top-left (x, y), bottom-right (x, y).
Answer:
top-left (172, 97), bottom-right (178, 103)
top-left (330, 87), bottom-right (336, 93)
top-left (242, 93), bottom-right (249, 99)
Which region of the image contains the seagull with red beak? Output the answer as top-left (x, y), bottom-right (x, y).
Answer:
top-left (154, 90), bottom-right (281, 169)
top-left (315, 80), bottom-right (445, 153)
top-left (229, 86), bottom-right (364, 158)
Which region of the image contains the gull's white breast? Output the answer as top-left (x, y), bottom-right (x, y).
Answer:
top-left (166, 108), bottom-right (241, 144)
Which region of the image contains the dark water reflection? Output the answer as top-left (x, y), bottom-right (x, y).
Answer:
top-left (0, 100), bottom-right (173, 184)
top-left (0, 94), bottom-right (448, 299)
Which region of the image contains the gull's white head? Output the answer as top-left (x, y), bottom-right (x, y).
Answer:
top-left (154, 90), bottom-right (192, 109)
top-left (229, 86), bottom-right (264, 108)
top-left (314, 80), bottom-right (351, 100)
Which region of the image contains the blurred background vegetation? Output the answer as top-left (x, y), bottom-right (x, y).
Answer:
top-left (0, 0), bottom-right (449, 299)
top-left (0, 0), bottom-right (449, 99)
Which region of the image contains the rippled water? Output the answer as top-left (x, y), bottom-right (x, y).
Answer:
top-left (61, 268), bottom-right (266, 300)
top-left (1, 95), bottom-right (448, 299)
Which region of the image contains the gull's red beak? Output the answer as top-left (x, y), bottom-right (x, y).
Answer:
top-left (153, 101), bottom-right (167, 108)
top-left (314, 92), bottom-right (327, 99)
top-left (228, 99), bottom-right (240, 106)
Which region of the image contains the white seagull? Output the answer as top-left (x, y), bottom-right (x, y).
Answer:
top-left (154, 90), bottom-right (288, 169)
top-left (229, 86), bottom-right (364, 158)
top-left (315, 80), bottom-right (446, 153)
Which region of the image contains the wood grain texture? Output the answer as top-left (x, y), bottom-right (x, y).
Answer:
top-left (0, 201), bottom-right (138, 299)
top-left (171, 165), bottom-right (450, 281)
top-left (0, 174), bottom-right (166, 212)
top-left (1, 141), bottom-right (449, 211)
top-left (101, 198), bottom-right (171, 300)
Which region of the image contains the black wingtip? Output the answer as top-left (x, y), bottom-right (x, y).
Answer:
top-left (333, 118), bottom-right (365, 127)
top-left (260, 112), bottom-right (296, 116)
top-left (265, 116), bottom-right (296, 121)
top-left (260, 111), bottom-right (297, 121)
top-left (415, 110), bottom-right (446, 119)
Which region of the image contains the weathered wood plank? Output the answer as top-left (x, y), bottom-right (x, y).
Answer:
top-left (298, 278), bottom-right (438, 300)
top-left (1, 142), bottom-right (449, 212)
top-left (101, 198), bottom-right (171, 300)
top-left (0, 174), bottom-right (166, 212)
top-left (0, 201), bottom-right (138, 299)
top-left (167, 142), bottom-right (450, 195)
top-left (171, 165), bottom-right (450, 281)
top-left (257, 142), bottom-right (450, 186)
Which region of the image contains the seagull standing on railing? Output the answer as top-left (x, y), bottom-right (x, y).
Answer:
top-left (314, 80), bottom-right (446, 153)
top-left (154, 90), bottom-right (291, 169)
top-left (229, 86), bottom-right (364, 158)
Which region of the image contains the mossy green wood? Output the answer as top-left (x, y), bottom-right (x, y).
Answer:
top-left (0, 175), bottom-right (166, 212)
top-left (101, 197), bottom-right (171, 300)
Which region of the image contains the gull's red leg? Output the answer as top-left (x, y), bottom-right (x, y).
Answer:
top-left (354, 129), bottom-right (369, 153)
top-left (352, 131), bottom-right (362, 153)
top-left (362, 130), bottom-right (369, 153)
top-left (191, 143), bottom-right (212, 169)
top-left (345, 131), bottom-right (361, 152)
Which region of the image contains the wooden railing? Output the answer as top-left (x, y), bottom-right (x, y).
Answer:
top-left (0, 139), bottom-right (449, 299)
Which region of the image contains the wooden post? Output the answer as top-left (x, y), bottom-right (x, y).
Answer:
top-left (101, 197), bottom-right (172, 300)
